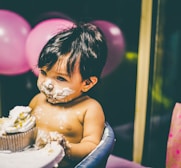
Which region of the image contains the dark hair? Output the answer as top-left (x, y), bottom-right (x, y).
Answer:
top-left (38, 22), bottom-right (108, 80)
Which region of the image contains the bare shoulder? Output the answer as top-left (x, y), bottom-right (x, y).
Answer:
top-left (29, 93), bottom-right (43, 107)
top-left (83, 96), bottom-right (105, 120)
top-left (81, 96), bottom-right (103, 111)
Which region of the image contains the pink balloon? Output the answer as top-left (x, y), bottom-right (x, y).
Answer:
top-left (91, 20), bottom-right (125, 77)
top-left (25, 19), bottom-right (74, 76)
top-left (34, 11), bottom-right (73, 25)
top-left (0, 10), bottom-right (31, 75)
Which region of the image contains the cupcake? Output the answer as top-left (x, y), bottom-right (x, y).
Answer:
top-left (0, 106), bottom-right (37, 152)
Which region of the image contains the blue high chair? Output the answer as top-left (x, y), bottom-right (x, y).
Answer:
top-left (75, 122), bottom-right (115, 168)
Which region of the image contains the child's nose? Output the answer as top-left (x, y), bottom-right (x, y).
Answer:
top-left (47, 83), bottom-right (54, 91)
top-left (44, 79), bottom-right (54, 91)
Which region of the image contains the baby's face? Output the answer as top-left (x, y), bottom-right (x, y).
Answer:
top-left (37, 57), bottom-right (84, 104)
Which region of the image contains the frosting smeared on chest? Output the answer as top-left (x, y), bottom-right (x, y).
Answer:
top-left (33, 107), bottom-right (76, 134)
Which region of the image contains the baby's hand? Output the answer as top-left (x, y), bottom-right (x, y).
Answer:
top-left (49, 131), bottom-right (66, 149)
top-left (35, 129), bottom-right (68, 151)
top-left (49, 131), bottom-right (71, 157)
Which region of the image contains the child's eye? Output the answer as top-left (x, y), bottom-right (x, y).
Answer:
top-left (57, 76), bottom-right (67, 81)
top-left (40, 70), bottom-right (46, 76)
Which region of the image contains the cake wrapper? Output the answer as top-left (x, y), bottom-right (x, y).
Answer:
top-left (0, 127), bottom-right (37, 152)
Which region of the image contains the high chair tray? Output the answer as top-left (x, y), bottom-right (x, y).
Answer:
top-left (0, 142), bottom-right (65, 168)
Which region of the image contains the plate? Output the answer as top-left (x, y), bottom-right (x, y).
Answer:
top-left (0, 142), bottom-right (65, 168)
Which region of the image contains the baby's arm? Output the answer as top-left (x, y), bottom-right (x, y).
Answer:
top-left (65, 100), bottom-right (105, 161)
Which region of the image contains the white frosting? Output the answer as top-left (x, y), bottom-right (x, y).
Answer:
top-left (0, 106), bottom-right (36, 135)
top-left (37, 79), bottom-right (75, 104)
top-left (35, 129), bottom-right (65, 150)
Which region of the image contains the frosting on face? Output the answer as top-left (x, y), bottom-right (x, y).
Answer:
top-left (37, 79), bottom-right (75, 104)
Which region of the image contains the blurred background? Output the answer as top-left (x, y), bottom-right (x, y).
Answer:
top-left (0, 0), bottom-right (181, 167)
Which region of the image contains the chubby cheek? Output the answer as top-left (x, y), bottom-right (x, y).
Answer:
top-left (49, 87), bottom-right (76, 103)
top-left (53, 86), bottom-right (75, 99)
top-left (37, 78), bottom-right (43, 90)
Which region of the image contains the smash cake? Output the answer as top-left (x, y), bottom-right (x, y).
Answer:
top-left (0, 106), bottom-right (65, 167)
top-left (0, 106), bottom-right (65, 168)
top-left (0, 106), bottom-right (37, 152)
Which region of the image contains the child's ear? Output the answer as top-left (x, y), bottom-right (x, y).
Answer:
top-left (82, 76), bottom-right (98, 92)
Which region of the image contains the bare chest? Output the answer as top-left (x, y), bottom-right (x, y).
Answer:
top-left (32, 105), bottom-right (83, 139)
